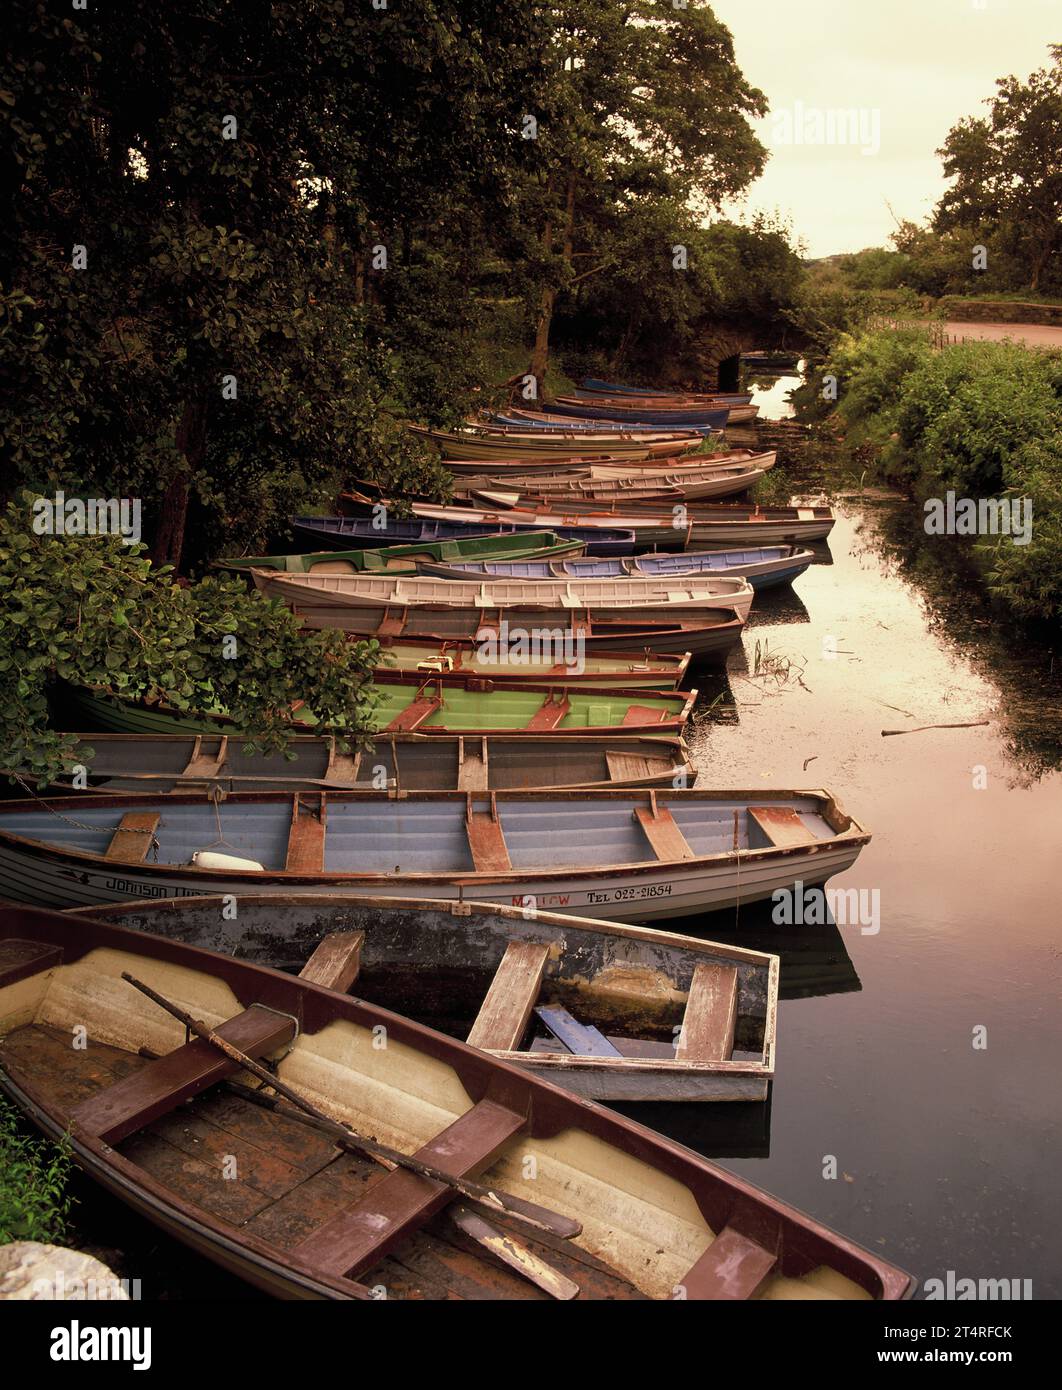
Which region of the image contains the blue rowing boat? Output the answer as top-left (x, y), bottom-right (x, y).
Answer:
top-left (416, 544), bottom-right (815, 591)
top-left (289, 515), bottom-right (638, 558)
top-left (580, 379), bottom-right (753, 405)
top-left (543, 400), bottom-right (731, 428)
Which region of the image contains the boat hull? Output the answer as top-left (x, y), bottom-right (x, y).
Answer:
top-left (0, 786), bottom-right (870, 923)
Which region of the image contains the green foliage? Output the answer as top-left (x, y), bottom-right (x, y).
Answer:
top-left (819, 331), bottom-right (1062, 621)
top-left (934, 46), bottom-right (1062, 293)
top-left (0, 1096), bottom-right (73, 1245)
top-left (0, 1), bottom-right (540, 566)
top-left (0, 492), bottom-right (379, 783)
top-left (986, 435), bottom-right (1062, 619)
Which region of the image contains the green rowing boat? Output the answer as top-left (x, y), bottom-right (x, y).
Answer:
top-left (60, 678), bottom-right (696, 738)
top-left (216, 530), bottom-right (585, 575)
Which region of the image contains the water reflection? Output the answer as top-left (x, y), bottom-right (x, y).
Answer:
top-left (611, 1089), bottom-right (773, 1160)
top-left (850, 502), bottom-right (1062, 782)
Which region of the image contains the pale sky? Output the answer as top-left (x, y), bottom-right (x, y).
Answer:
top-left (713, 0), bottom-right (1059, 257)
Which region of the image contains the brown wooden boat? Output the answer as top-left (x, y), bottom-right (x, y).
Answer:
top-left (0, 904), bottom-right (914, 1299)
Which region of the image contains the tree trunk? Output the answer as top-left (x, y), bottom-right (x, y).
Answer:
top-left (529, 170), bottom-right (578, 393)
top-left (151, 395), bottom-right (207, 571)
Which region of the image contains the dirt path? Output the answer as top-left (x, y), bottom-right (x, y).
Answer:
top-left (943, 320), bottom-right (1062, 349)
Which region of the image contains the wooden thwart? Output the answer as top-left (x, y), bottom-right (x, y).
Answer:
top-left (324, 740), bottom-right (361, 786)
top-left (465, 793), bottom-right (512, 872)
top-left (104, 812), bottom-right (160, 863)
top-left (294, 1099), bottom-right (527, 1279)
top-left (466, 940), bottom-right (550, 1051)
top-left (384, 694), bottom-right (442, 732)
top-left (298, 932), bottom-right (364, 993)
top-left (179, 736), bottom-right (229, 783)
top-left (0, 940), bottom-right (63, 991)
top-left (622, 705), bottom-right (664, 727)
top-left (456, 737), bottom-right (489, 791)
top-left (675, 963), bottom-right (738, 1062)
top-left (633, 797), bottom-right (695, 862)
top-left (285, 795), bottom-right (326, 873)
top-left (748, 805), bottom-right (817, 849)
top-left (680, 1225), bottom-right (777, 1300)
top-left (70, 1005), bottom-right (295, 1146)
top-left (525, 694), bottom-right (571, 731)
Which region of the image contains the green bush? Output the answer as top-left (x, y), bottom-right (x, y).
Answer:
top-left (822, 330), bottom-right (1062, 621)
top-left (0, 1096), bottom-right (74, 1245)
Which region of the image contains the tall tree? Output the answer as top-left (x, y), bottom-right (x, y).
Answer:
top-left (516, 0), bottom-right (767, 389)
top-left (934, 46), bottom-right (1062, 292)
top-left (0, 2), bottom-right (540, 569)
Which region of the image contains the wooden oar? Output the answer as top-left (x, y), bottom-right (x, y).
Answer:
top-left (121, 972), bottom-right (581, 1240)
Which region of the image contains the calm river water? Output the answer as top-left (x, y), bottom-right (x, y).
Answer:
top-left (624, 371), bottom-right (1062, 1298)
top-left (66, 371), bottom-right (1062, 1299)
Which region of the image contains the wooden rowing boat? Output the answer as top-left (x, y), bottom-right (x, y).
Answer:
top-left (291, 601), bottom-right (745, 661)
top-left (455, 463), bottom-right (769, 504)
top-left (493, 410), bottom-right (719, 437)
top-left (250, 568), bottom-right (756, 620)
top-left (0, 785), bottom-right (871, 922)
top-left (579, 379), bottom-right (754, 404)
top-left (17, 732), bottom-right (695, 794)
top-left (289, 514), bottom-right (638, 558)
top-left (566, 396), bottom-right (760, 425)
top-left (540, 400), bottom-right (731, 428)
top-left (0, 903), bottom-right (912, 1297)
top-left (345, 497), bottom-right (834, 547)
top-left (59, 677), bottom-right (697, 739)
top-left (446, 447), bottom-right (775, 475)
top-left (65, 895), bottom-right (775, 1103)
top-left (418, 545), bottom-right (815, 591)
top-left (373, 639), bottom-right (691, 687)
top-left (410, 425), bottom-right (698, 461)
top-left (216, 531), bottom-right (586, 575)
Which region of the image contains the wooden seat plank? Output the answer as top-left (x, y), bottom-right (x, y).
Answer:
top-left (622, 704), bottom-right (664, 727)
top-left (179, 736), bottom-right (229, 782)
top-left (457, 738), bottom-right (490, 792)
top-left (680, 1225), bottom-right (777, 1300)
top-left (0, 940), bottom-right (63, 990)
top-left (70, 1005), bottom-right (296, 1146)
top-left (466, 941), bottom-right (550, 1051)
top-left (534, 1004), bottom-right (623, 1058)
top-left (104, 812), bottom-right (161, 862)
top-left (748, 805), bottom-right (817, 848)
top-left (292, 1098), bottom-right (526, 1279)
top-left (298, 932), bottom-right (364, 993)
top-left (324, 742), bottom-right (361, 787)
top-left (604, 751), bottom-right (652, 785)
top-left (465, 797), bottom-right (512, 873)
top-left (285, 795), bottom-right (326, 872)
top-left (675, 962), bottom-right (738, 1061)
top-left (384, 695), bottom-right (442, 732)
top-left (633, 806), bottom-right (696, 861)
top-left (524, 695), bottom-right (570, 731)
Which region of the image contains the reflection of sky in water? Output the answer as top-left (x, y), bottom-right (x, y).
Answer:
top-left (746, 367), bottom-right (802, 420)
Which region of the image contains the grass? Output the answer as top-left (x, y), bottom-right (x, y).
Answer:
top-left (0, 1095), bottom-right (75, 1245)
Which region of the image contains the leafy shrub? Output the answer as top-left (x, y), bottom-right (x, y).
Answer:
top-left (0, 1096), bottom-right (74, 1245)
